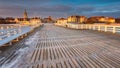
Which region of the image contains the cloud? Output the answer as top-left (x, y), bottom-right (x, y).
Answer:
top-left (97, 0), bottom-right (120, 3)
top-left (29, 5), bottom-right (74, 17)
top-left (90, 11), bottom-right (120, 18)
top-left (0, 0), bottom-right (120, 18)
top-left (0, 0), bottom-right (59, 6)
top-left (76, 5), bottom-right (95, 13)
top-left (30, 5), bottom-right (73, 12)
top-left (92, 3), bottom-right (120, 17)
top-left (0, 5), bottom-right (26, 17)
top-left (0, 4), bottom-right (74, 18)
top-left (0, 0), bottom-right (55, 3)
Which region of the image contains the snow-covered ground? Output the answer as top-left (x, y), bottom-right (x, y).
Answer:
top-left (1, 47), bottom-right (29, 68)
top-left (0, 31), bottom-right (39, 68)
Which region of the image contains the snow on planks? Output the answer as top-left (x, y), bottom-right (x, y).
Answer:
top-left (25, 23), bottom-right (120, 68)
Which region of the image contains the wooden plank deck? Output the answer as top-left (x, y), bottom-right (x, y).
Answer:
top-left (8, 23), bottom-right (120, 68)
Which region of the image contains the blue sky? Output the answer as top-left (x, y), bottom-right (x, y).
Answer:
top-left (0, 0), bottom-right (120, 18)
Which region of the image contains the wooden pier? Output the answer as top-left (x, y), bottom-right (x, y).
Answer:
top-left (26, 23), bottom-right (120, 68)
top-left (0, 23), bottom-right (120, 68)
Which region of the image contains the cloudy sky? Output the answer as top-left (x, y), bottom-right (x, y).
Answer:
top-left (0, 0), bottom-right (120, 18)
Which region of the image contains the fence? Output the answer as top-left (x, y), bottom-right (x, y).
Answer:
top-left (66, 23), bottom-right (120, 34)
top-left (0, 24), bottom-right (32, 46)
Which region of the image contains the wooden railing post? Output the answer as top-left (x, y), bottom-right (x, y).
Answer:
top-left (7, 26), bottom-right (9, 29)
top-left (0, 27), bottom-right (3, 30)
top-left (7, 32), bottom-right (11, 37)
top-left (93, 25), bottom-right (95, 30)
top-left (81, 25), bottom-right (83, 29)
top-left (85, 25), bottom-right (86, 29)
top-left (77, 25), bottom-right (79, 29)
top-left (87, 25), bottom-right (88, 29)
top-left (113, 26), bottom-right (116, 33)
top-left (98, 26), bottom-right (100, 31)
top-left (18, 25), bottom-right (22, 33)
top-left (14, 30), bottom-right (17, 35)
top-left (104, 26), bottom-right (107, 32)
top-left (9, 42), bottom-right (12, 45)
top-left (89, 25), bottom-right (91, 29)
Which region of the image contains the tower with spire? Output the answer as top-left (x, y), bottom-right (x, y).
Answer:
top-left (23, 9), bottom-right (28, 21)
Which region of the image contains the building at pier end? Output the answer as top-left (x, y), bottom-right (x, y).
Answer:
top-left (15, 10), bottom-right (42, 26)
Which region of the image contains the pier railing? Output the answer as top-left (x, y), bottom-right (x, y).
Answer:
top-left (0, 24), bottom-right (20, 39)
top-left (0, 24), bottom-right (32, 46)
top-left (66, 23), bottom-right (120, 34)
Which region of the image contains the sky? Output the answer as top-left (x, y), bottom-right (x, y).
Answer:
top-left (0, 0), bottom-right (120, 18)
